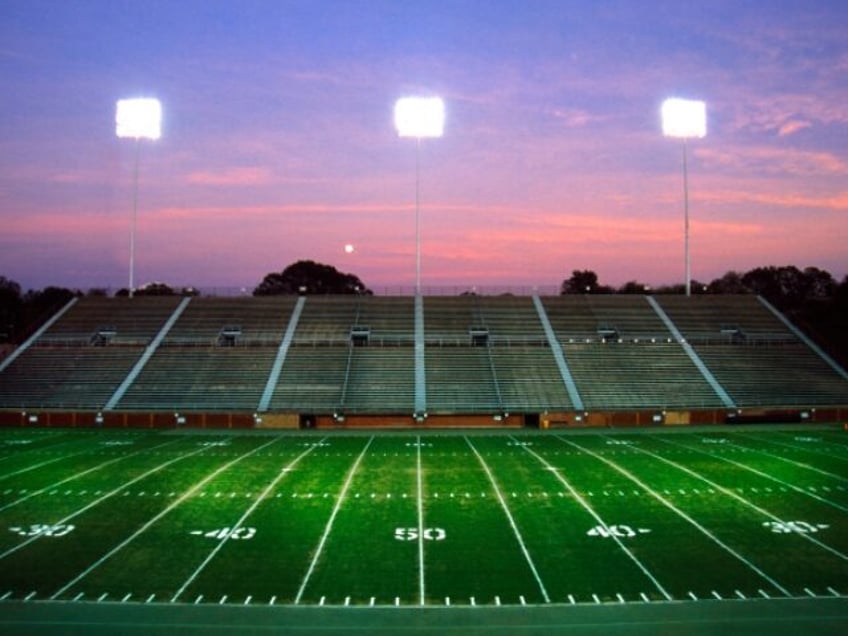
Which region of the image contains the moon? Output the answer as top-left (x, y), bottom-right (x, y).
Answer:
top-left (344, 244), bottom-right (355, 254)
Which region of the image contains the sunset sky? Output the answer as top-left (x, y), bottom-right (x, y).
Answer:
top-left (2, 1), bottom-right (847, 294)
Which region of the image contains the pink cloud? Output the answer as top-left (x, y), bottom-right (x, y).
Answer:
top-left (184, 166), bottom-right (272, 186)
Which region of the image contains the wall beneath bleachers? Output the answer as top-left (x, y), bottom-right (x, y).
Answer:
top-left (1, 407), bottom-right (845, 430)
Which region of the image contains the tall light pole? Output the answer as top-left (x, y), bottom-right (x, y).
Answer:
top-left (116, 97), bottom-right (162, 298)
top-left (394, 96), bottom-right (445, 295)
top-left (662, 97), bottom-right (706, 297)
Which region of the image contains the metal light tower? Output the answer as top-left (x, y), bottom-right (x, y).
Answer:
top-left (394, 96), bottom-right (445, 295)
top-left (116, 97), bottom-right (161, 298)
top-left (662, 97), bottom-right (706, 297)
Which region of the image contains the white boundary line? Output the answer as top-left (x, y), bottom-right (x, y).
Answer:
top-left (465, 437), bottom-right (550, 603)
top-left (294, 436), bottom-right (374, 604)
top-left (417, 435), bottom-right (425, 606)
top-left (654, 435), bottom-right (848, 513)
top-left (558, 435), bottom-right (791, 596)
top-left (0, 448), bottom-right (93, 482)
top-left (50, 436), bottom-right (283, 599)
top-left (171, 438), bottom-right (324, 602)
top-left (514, 436), bottom-right (673, 601)
top-left (613, 436), bottom-right (848, 563)
top-left (0, 438), bottom-right (183, 514)
top-left (0, 432), bottom-right (85, 465)
top-left (0, 438), bottom-right (216, 562)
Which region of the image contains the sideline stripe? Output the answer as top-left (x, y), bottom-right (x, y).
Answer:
top-left (618, 437), bottom-right (848, 563)
top-left (0, 438), bottom-right (215, 562)
top-left (171, 437), bottom-right (322, 602)
top-left (417, 435), bottom-right (425, 606)
top-left (0, 438), bottom-right (183, 514)
top-left (560, 436), bottom-right (791, 597)
top-left (515, 437), bottom-right (673, 601)
top-left (294, 436), bottom-right (374, 604)
top-left (465, 437), bottom-right (550, 603)
top-left (50, 436), bottom-right (283, 599)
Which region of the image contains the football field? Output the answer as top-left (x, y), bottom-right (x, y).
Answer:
top-left (0, 425), bottom-right (847, 632)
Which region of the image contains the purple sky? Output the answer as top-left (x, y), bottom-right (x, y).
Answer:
top-left (2, 1), bottom-right (847, 294)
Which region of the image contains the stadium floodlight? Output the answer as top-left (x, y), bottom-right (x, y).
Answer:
top-left (116, 97), bottom-right (162, 298)
top-left (394, 96), bottom-right (445, 295)
top-left (662, 97), bottom-right (706, 297)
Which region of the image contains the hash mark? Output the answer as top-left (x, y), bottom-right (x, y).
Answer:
top-left (711, 591), bottom-right (722, 600)
top-left (219, 595), bottom-right (227, 604)
top-left (24, 591), bottom-right (36, 601)
top-left (98, 593), bottom-right (108, 602)
top-left (640, 593), bottom-right (650, 602)
top-left (194, 595), bottom-right (203, 604)
top-left (319, 596), bottom-right (325, 606)
top-left (759, 589), bottom-right (770, 599)
top-left (244, 595), bottom-right (252, 605)
top-left (616, 593), bottom-right (625, 603)
top-left (568, 594), bottom-right (575, 605)
top-left (804, 588), bottom-right (816, 597)
top-left (73, 592), bottom-right (84, 602)
top-left (269, 595), bottom-right (276, 605)
top-left (122, 593), bottom-right (132, 603)
top-left (495, 595), bottom-right (501, 606)
top-left (520, 595), bottom-right (526, 605)
top-left (470, 596), bottom-right (476, 606)
top-left (735, 590), bottom-right (746, 599)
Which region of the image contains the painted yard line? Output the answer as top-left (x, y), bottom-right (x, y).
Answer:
top-left (737, 432), bottom-right (848, 464)
top-left (514, 437), bottom-right (673, 601)
top-left (654, 436), bottom-right (848, 513)
top-left (0, 448), bottom-right (94, 482)
top-left (171, 437), bottom-right (317, 602)
top-left (0, 438), bottom-right (183, 514)
top-left (465, 437), bottom-right (550, 603)
top-left (728, 439), bottom-right (848, 485)
top-left (0, 438), bottom-right (217, 562)
top-left (50, 436), bottom-right (283, 600)
top-left (0, 433), bottom-right (88, 466)
top-left (560, 436), bottom-right (791, 596)
top-left (294, 436), bottom-right (374, 605)
top-left (417, 435), bottom-right (425, 607)
top-left (618, 438), bottom-right (848, 564)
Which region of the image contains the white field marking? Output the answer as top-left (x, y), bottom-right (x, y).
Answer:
top-left (417, 435), bottom-right (425, 607)
top-left (0, 448), bottom-right (91, 482)
top-left (495, 595), bottom-right (500, 606)
top-left (640, 592), bottom-right (650, 602)
top-left (50, 436), bottom-right (283, 600)
top-left (735, 590), bottom-right (746, 599)
top-left (219, 595), bottom-right (227, 605)
top-left (736, 432), bottom-right (848, 467)
top-left (24, 591), bottom-right (36, 601)
top-left (520, 595), bottom-right (526, 605)
top-left (804, 587), bottom-right (816, 597)
top-left (759, 589), bottom-right (770, 599)
top-left (465, 437), bottom-right (551, 603)
top-left (171, 438), bottom-right (321, 602)
top-left (613, 437), bottom-right (848, 564)
top-left (592, 593), bottom-right (600, 604)
top-left (344, 596), bottom-right (350, 606)
top-left (0, 439), bottom-right (211, 562)
top-left (517, 439), bottom-right (672, 601)
top-left (654, 436), bottom-right (848, 513)
top-left (294, 437), bottom-right (374, 605)
top-left (568, 594), bottom-right (575, 605)
top-left (244, 595), bottom-right (252, 605)
top-left (194, 595), bottom-right (203, 605)
top-left (711, 591), bottom-right (722, 600)
top-left (319, 596), bottom-right (326, 606)
top-left (98, 592), bottom-right (108, 602)
top-left (827, 587), bottom-right (839, 597)
top-left (470, 596), bottom-right (476, 606)
top-left (559, 436), bottom-right (791, 596)
top-left (0, 591), bottom-right (11, 601)
top-left (269, 595), bottom-right (277, 605)
top-left (146, 594), bottom-right (155, 604)
top-left (369, 596), bottom-right (375, 606)
top-left (122, 593), bottom-right (132, 603)
top-left (72, 592), bottom-right (84, 601)
top-left (687, 591), bottom-right (697, 600)
top-left (395, 597), bottom-right (400, 606)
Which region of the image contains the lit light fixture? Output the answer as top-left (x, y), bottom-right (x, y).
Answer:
top-left (116, 97), bottom-right (162, 298)
top-left (394, 96), bottom-right (445, 295)
top-left (661, 97), bottom-right (706, 297)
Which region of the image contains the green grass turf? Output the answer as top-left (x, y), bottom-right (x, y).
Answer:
top-left (0, 426), bottom-right (846, 609)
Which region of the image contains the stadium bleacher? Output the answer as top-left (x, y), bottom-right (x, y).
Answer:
top-left (0, 293), bottom-right (845, 426)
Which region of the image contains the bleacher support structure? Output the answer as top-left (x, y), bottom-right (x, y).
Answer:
top-left (0, 294), bottom-right (846, 429)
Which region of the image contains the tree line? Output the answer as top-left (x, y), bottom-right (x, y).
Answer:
top-left (1, 262), bottom-right (846, 365)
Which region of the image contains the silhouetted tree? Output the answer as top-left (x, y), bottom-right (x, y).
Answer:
top-left (560, 270), bottom-right (612, 294)
top-left (707, 271), bottom-right (749, 294)
top-left (254, 260), bottom-right (370, 296)
top-left (0, 277), bottom-right (22, 342)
